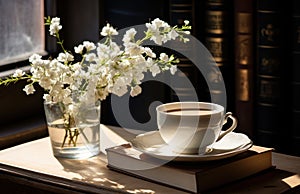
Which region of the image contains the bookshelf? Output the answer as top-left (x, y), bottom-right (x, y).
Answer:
top-left (96, 0), bottom-right (299, 156)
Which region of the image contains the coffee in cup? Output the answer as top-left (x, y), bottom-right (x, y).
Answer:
top-left (156, 102), bottom-right (237, 154)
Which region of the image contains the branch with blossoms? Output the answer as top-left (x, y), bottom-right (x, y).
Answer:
top-left (0, 16), bottom-right (191, 148)
top-left (0, 17), bottom-right (191, 105)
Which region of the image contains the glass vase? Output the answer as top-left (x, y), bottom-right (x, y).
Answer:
top-left (44, 100), bottom-right (101, 159)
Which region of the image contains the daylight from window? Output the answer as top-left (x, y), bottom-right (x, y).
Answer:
top-left (0, 0), bottom-right (44, 65)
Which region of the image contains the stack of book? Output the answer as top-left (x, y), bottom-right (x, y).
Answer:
top-left (106, 144), bottom-right (273, 193)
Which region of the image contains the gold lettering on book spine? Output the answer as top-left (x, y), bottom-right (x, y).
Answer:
top-left (237, 69), bottom-right (249, 101)
top-left (206, 11), bottom-right (224, 34)
top-left (297, 26), bottom-right (300, 43)
top-left (260, 57), bottom-right (280, 74)
top-left (207, 0), bottom-right (224, 6)
top-left (236, 35), bottom-right (252, 65)
top-left (208, 66), bottom-right (223, 84)
top-left (206, 37), bottom-right (224, 62)
top-left (261, 24), bottom-right (276, 42)
top-left (259, 80), bottom-right (272, 98)
top-left (237, 13), bottom-right (252, 34)
top-left (259, 79), bottom-right (279, 99)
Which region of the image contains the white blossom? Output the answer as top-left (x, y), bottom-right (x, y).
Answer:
top-left (96, 87), bottom-right (109, 101)
top-left (111, 77), bottom-right (128, 97)
top-left (159, 53), bottom-right (169, 62)
top-left (146, 18), bottom-right (173, 45)
top-left (144, 47), bottom-right (156, 58)
top-left (29, 54), bottom-right (42, 63)
top-left (74, 44), bottom-right (84, 54)
top-left (122, 28), bottom-right (136, 45)
top-left (133, 72), bottom-right (144, 83)
top-left (13, 69), bottom-right (24, 77)
top-left (100, 23), bottom-right (118, 37)
top-left (85, 53), bottom-right (97, 62)
top-left (23, 84), bottom-right (35, 95)
top-left (145, 57), bottom-right (155, 68)
top-left (167, 29), bottom-right (179, 40)
top-left (170, 65), bottom-right (177, 75)
top-left (49, 17), bottom-right (62, 36)
top-left (57, 52), bottom-right (74, 63)
top-left (39, 76), bottom-right (52, 90)
top-left (125, 42), bottom-right (144, 56)
top-left (150, 64), bottom-right (161, 77)
top-left (130, 85), bottom-right (142, 97)
top-left (43, 94), bottom-right (52, 103)
top-left (150, 35), bottom-right (163, 45)
top-left (83, 41), bottom-right (96, 51)
top-left (29, 54), bottom-right (44, 67)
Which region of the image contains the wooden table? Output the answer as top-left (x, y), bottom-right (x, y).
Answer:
top-left (0, 125), bottom-right (300, 194)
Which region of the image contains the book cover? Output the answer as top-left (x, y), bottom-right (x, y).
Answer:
top-left (291, 0), bottom-right (300, 156)
top-left (255, 0), bottom-right (288, 153)
top-left (106, 144), bottom-right (273, 193)
top-left (234, 0), bottom-right (255, 138)
top-left (203, 0), bottom-right (235, 112)
top-left (168, 0), bottom-right (204, 102)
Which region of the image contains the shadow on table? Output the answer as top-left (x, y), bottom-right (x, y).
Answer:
top-left (206, 168), bottom-right (300, 194)
top-left (57, 155), bottom-right (158, 194)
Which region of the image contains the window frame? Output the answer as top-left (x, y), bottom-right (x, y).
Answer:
top-left (0, 0), bottom-right (103, 149)
top-left (0, 0), bottom-right (58, 149)
top-left (0, 0), bottom-right (58, 122)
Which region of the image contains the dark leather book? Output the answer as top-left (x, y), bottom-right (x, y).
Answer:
top-left (234, 0), bottom-right (255, 138)
top-left (168, 0), bottom-right (205, 102)
top-left (255, 0), bottom-right (288, 153)
top-left (291, 0), bottom-right (300, 156)
top-left (203, 0), bottom-right (235, 112)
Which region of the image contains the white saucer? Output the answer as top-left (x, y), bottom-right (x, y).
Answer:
top-left (130, 131), bottom-right (253, 162)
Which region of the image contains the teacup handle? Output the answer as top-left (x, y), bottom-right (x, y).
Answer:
top-left (216, 112), bottom-right (238, 141)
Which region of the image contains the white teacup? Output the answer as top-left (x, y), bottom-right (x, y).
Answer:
top-left (156, 102), bottom-right (237, 154)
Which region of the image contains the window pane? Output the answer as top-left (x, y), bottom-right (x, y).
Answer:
top-left (0, 0), bottom-right (44, 65)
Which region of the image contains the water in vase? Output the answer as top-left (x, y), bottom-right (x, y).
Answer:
top-left (48, 119), bottom-right (100, 159)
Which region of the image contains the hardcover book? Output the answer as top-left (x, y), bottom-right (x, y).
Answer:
top-left (234, 0), bottom-right (255, 138)
top-left (106, 144), bottom-right (273, 193)
top-left (291, 0), bottom-right (300, 156)
top-left (203, 0), bottom-right (235, 112)
top-left (168, 0), bottom-right (202, 102)
top-left (255, 0), bottom-right (288, 152)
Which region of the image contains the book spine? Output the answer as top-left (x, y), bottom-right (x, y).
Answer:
top-left (234, 0), bottom-right (255, 138)
top-left (203, 0), bottom-right (234, 111)
top-left (168, 0), bottom-right (202, 101)
top-left (255, 0), bottom-right (287, 151)
top-left (291, 0), bottom-right (300, 156)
